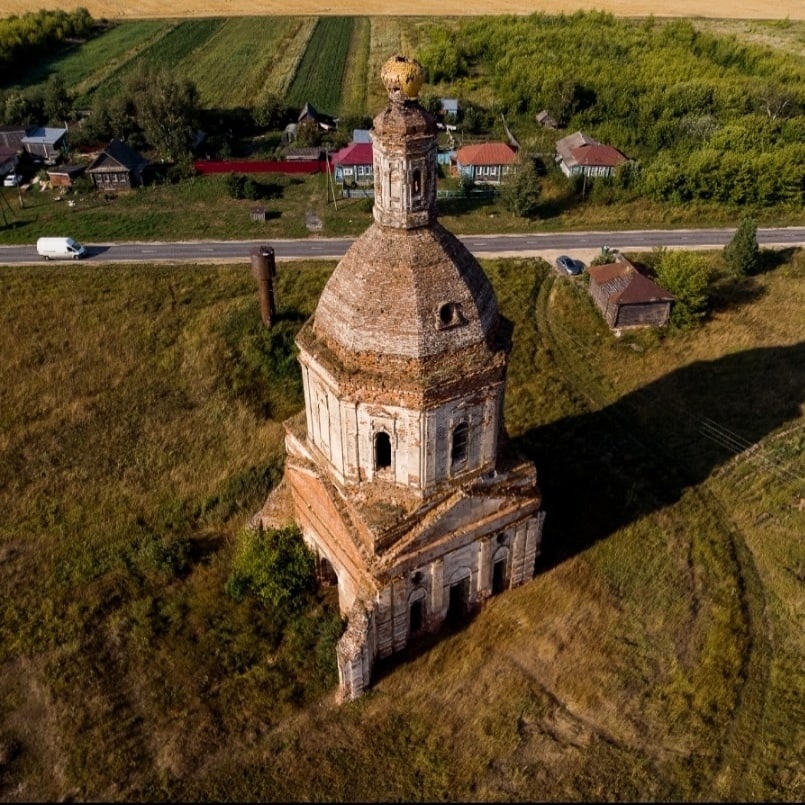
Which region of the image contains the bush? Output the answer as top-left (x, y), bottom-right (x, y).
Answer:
top-left (654, 248), bottom-right (712, 329)
top-left (225, 525), bottom-right (315, 615)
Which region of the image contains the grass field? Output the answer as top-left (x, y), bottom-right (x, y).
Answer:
top-left (0, 248), bottom-right (801, 801)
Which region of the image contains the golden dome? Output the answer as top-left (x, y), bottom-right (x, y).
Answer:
top-left (381, 55), bottom-right (425, 102)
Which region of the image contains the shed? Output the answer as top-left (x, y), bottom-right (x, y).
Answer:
top-left (536, 110), bottom-right (558, 129)
top-left (47, 163), bottom-right (86, 188)
top-left (86, 139), bottom-right (149, 189)
top-left (587, 255), bottom-right (675, 329)
top-left (285, 146), bottom-right (324, 161)
top-left (352, 129), bottom-right (372, 144)
top-left (21, 127), bottom-right (67, 165)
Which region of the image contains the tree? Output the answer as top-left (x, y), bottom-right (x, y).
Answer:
top-left (43, 73), bottom-right (71, 125)
top-left (654, 248), bottom-right (712, 329)
top-left (723, 217), bottom-right (760, 277)
top-left (252, 92), bottom-right (289, 130)
top-left (500, 159), bottom-right (541, 218)
top-left (126, 66), bottom-right (201, 162)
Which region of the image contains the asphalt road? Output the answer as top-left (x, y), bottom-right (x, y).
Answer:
top-left (0, 226), bottom-right (803, 265)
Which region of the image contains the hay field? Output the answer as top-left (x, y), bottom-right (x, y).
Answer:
top-left (1, 0), bottom-right (803, 20)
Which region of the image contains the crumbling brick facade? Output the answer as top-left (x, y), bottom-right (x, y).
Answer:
top-left (255, 56), bottom-right (544, 702)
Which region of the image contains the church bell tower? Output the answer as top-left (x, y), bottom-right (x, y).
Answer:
top-left (256, 56), bottom-right (545, 702)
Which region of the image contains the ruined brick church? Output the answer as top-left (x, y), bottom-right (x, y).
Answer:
top-left (255, 56), bottom-right (544, 702)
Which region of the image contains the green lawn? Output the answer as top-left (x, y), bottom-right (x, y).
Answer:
top-left (0, 248), bottom-right (801, 801)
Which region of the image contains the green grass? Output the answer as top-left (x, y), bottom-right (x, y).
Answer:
top-left (87, 18), bottom-right (226, 103)
top-left (179, 17), bottom-right (302, 109)
top-left (0, 248), bottom-right (801, 800)
top-left (3, 169), bottom-right (803, 249)
top-left (286, 17), bottom-right (355, 112)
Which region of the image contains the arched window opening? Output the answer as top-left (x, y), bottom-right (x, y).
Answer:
top-left (451, 422), bottom-right (469, 466)
top-left (492, 558), bottom-right (507, 595)
top-left (410, 598), bottom-right (424, 634)
top-left (412, 168), bottom-right (421, 197)
top-left (446, 576), bottom-right (469, 626)
top-left (374, 431), bottom-right (392, 470)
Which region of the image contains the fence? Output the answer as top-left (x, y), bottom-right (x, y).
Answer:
top-left (193, 159), bottom-right (329, 175)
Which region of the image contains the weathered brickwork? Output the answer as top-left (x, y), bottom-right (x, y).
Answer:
top-left (254, 56), bottom-right (544, 702)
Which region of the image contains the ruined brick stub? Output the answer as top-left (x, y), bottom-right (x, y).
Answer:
top-left (257, 55), bottom-right (545, 702)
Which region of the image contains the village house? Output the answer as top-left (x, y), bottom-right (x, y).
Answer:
top-left (555, 131), bottom-right (627, 178)
top-left (298, 101), bottom-right (337, 132)
top-left (587, 253), bottom-right (675, 329)
top-left (86, 139), bottom-right (149, 189)
top-left (330, 141), bottom-right (374, 188)
top-left (0, 125), bottom-right (28, 152)
top-left (253, 56), bottom-right (544, 703)
top-left (21, 127), bottom-right (67, 165)
top-left (0, 145), bottom-right (19, 178)
top-left (455, 142), bottom-right (518, 184)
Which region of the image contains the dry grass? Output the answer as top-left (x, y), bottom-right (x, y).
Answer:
top-left (2, 2), bottom-right (804, 21)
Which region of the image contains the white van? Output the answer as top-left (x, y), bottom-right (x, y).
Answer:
top-left (36, 237), bottom-right (87, 260)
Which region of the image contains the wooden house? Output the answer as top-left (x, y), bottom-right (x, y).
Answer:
top-left (0, 125), bottom-right (28, 151)
top-left (86, 139), bottom-right (149, 189)
top-left (555, 131), bottom-right (627, 178)
top-left (587, 255), bottom-right (674, 330)
top-left (21, 127), bottom-right (67, 165)
top-left (455, 142), bottom-right (518, 184)
top-left (331, 142), bottom-right (374, 187)
top-left (0, 146), bottom-right (19, 178)
top-left (298, 101), bottom-right (337, 132)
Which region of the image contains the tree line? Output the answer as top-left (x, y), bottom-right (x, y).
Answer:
top-left (0, 8), bottom-right (94, 81)
top-left (417, 12), bottom-right (805, 208)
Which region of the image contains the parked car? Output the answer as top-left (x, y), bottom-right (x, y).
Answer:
top-left (556, 255), bottom-right (584, 275)
top-left (3, 173), bottom-right (21, 187)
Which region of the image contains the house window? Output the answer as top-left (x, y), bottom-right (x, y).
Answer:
top-left (451, 422), bottom-right (469, 466)
top-left (374, 431), bottom-right (391, 470)
top-left (412, 168), bottom-right (421, 197)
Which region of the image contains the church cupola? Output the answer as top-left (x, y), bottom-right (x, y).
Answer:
top-left (372, 55), bottom-right (438, 230)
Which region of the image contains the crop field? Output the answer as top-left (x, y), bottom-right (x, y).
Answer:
top-left (285, 17), bottom-right (354, 112)
top-left (2, 1), bottom-right (805, 21)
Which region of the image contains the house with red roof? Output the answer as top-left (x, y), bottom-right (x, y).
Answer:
top-left (455, 142), bottom-right (518, 185)
top-left (331, 141), bottom-right (374, 187)
top-left (587, 254), bottom-right (675, 329)
top-left (555, 131), bottom-right (627, 179)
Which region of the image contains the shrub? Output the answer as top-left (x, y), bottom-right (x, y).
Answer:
top-left (655, 248), bottom-right (712, 329)
top-left (225, 525), bottom-right (315, 615)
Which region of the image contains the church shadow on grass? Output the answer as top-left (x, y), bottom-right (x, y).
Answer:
top-left (513, 342), bottom-right (805, 572)
top-left (368, 343), bottom-right (803, 684)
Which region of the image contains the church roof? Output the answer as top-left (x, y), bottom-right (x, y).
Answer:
top-left (311, 222), bottom-right (501, 370)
